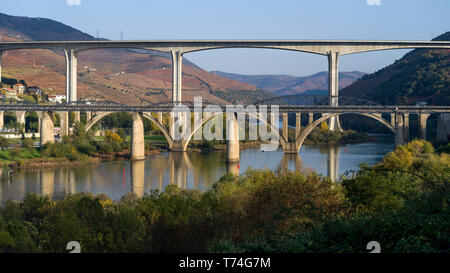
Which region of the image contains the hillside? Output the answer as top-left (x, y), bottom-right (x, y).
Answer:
top-left (341, 32), bottom-right (450, 106)
top-left (211, 70), bottom-right (365, 96)
top-left (0, 12), bottom-right (271, 105)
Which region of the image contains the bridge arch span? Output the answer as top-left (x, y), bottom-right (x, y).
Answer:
top-left (84, 111), bottom-right (173, 147)
top-left (294, 112), bottom-right (397, 153)
top-left (181, 111), bottom-right (287, 151)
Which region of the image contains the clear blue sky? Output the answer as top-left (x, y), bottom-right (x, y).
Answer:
top-left (0, 0), bottom-right (449, 76)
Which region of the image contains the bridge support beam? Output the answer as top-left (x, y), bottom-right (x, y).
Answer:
top-left (295, 113), bottom-right (301, 140)
top-left (64, 49), bottom-right (78, 103)
top-left (171, 50), bottom-right (183, 103)
top-left (418, 113), bottom-right (430, 140)
top-left (58, 111), bottom-right (69, 137)
top-left (74, 111), bottom-right (80, 124)
top-left (86, 111), bottom-right (92, 121)
top-left (131, 112), bottom-right (145, 161)
top-left (40, 112), bottom-right (54, 146)
top-left (395, 114), bottom-right (405, 146)
top-left (403, 114), bottom-right (410, 142)
top-left (226, 112), bottom-right (240, 162)
top-left (0, 111), bottom-right (4, 129)
top-left (437, 113), bottom-right (450, 142)
top-left (16, 111), bottom-right (26, 128)
top-left (327, 51), bottom-right (342, 131)
top-left (0, 51), bottom-right (2, 84)
top-left (282, 113), bottom-right (288, 142)
top-left (390, 114), bottom-right (396, 127)
top-left (308, 113), bottom-right (314, 125)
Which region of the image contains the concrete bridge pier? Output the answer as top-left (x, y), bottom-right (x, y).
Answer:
top-left (131, 112), bottom-right (145, 160)
top-left (0, 111), bottom-right (4, 129)
top-left (226, 112), bottom-right (240, 162)
top-left (327, 51), bottom-right (342, 131)
top-left (16, 111), bottom-right (26, 128)
top-left (436, 113), bottom-right (450, 142)
top-left (308, 113), bottom-right (314, 125)
top-left (74, 111), bottom-right (81, 124)
top-left (86, 111), bottom-right (92, 121)
top-left (282, 113), bottom-right (288, 142)
top-left (171, 50), bottom-right (183, 102)
top-left (40, 112), bottom-right (55, 146)
top-left (295, 113), bottom-right (301, 140)
top-left (0, 50), bottom-right (3, 84)
top-left (64, 49), bottom-right (78, 103)
top-left (403, 114), bottom-right (410, 141)
top-left (390, 114), bottom-right (396, 127)
top-left (58, 111), bottom-right (69, 137)
top-left (419, 113), bottom-right (430, 140)
top-left (394, 114), bottom-right (405, 146)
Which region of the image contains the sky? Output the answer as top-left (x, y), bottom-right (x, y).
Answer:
top-left (0, 0), bottom-right (449, 76)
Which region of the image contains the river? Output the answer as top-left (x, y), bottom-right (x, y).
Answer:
top-left (0, 138), bottom-right (394, 204)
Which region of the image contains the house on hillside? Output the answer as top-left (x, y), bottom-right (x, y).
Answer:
top-left (26, 86), bottom-right (43, 96)
top-left (1, 87), bottom-right (18, 100)
top-left (13, 83), bottom-right (26, 95)
top-left (48, 94), bottom-right (66, 104)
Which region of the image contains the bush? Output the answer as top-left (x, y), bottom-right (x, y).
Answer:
top-left (96, 142), bottom-right (113, 154)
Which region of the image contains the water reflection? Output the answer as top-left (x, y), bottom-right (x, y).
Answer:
top-left (0, 141), bottom-right (394, 204)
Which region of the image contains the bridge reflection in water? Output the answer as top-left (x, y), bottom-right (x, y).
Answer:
top-left (0, 143), bottom-right (393, 204)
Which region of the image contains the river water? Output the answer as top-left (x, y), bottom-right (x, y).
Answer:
top-left (0, 138), bottom-right (394, 204)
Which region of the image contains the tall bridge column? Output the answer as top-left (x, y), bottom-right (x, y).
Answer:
top-left (0, 111), bottom-right (4, 130)
top-left (16, 111), bottom-right (26, 128)
top-left (226, 112), bottom-right (240, 162)
top-left (308, 113), bottom-right (314, 125)
top-left (58, 111), bottom-right (69, 137)
top-left (403, 114), bottom-right (410, 142)
top-left (171, 50), bottom-right (183, 103)
top-left (390, 114), bottom-right (396, 127)
top-left (327, 51), bottom-right (342, 131)
top-left (395, 114), bottom-right (405, 146)
top-left (40, 112), bottom-right (54, 146)
top-left (0, 50), bottom-right (3, 83)
top-left (64, 49), bottom-right (78, 103)
top-left (282, 113), bottom-right (288, 142)
top-left (131, 112), bottom-right (145, 161)
top-left (74, 111), bottom-right (80, 124)
top-left (437, 113), bottom-right (450, 142)
top-left (86, 111), bottom-right (92, 121)
top-left (295, 113), bottom-right (301, 140)
top-left (418, 113), bottom-right (430, 140)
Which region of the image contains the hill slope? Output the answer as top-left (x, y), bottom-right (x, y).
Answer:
top-left (341, 32), bottom-right (450, 106)
top-left (211, 70), bottom-right (365, 96)
top-left (0, 12), bottom-right (271, 104)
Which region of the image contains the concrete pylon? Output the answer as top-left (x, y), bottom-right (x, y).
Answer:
top-left (0, 51), bottom-right (3, 83)
top-left (16, 111), bottom-right (26, 127)
top-left (390, 114), bottom-right (396, 127)
top-left (295, 113), bottom-right (301, 140)
top-left (436, 113), bottom-right (450, 142)
top-left (226, 112), bottom-right (240, 162)
top-left (131, 112), bottom-right (145, 160)
top-left (308, 113), bottom-right (314, 125)
top-left (58, 111), bottom-right (69, 137)
top-left (40, 112), bottom-right (55, 146)
top-left (395, 114), bottom-right (405, 146)
top-left (73, 111), bottom-right (80, 124)
top-left (0, 111), bottom-right (4, 129)
top-left (327, 51), bottom-right (342, 131)
top-left (403, 113), bottom-right (410, 142)
top-left (171, 50), bottom-right (183, 103)
top-left (64, 49), bottom-right (78, 103)
top-left (418, 113), bottom-right (430, 140)
top-left (86, 111), bottom-right (92, 121)
top-left (282, 113), bottom-right (288, 142)
top-left (130, 160), bottom-right (145, 198)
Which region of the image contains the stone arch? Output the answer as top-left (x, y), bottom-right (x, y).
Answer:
top-left (295, 113), bottom-right (397, 153)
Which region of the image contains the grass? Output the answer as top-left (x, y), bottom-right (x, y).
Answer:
top-left (0, 148), bottom-right (42, 161)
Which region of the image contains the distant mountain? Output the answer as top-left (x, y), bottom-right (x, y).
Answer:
top-left (211, 70), bottom-right (366, 96)
top-left (0, 12), bottom-right (271, 104)
top-left (341, 32), bottom-right (450, 106)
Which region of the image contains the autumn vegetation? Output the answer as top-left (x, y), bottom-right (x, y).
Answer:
top-left (0, 139), bottom-right (448, 253)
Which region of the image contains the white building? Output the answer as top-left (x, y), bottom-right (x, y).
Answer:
top-left (48, 94), bottom-right (66, 103)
